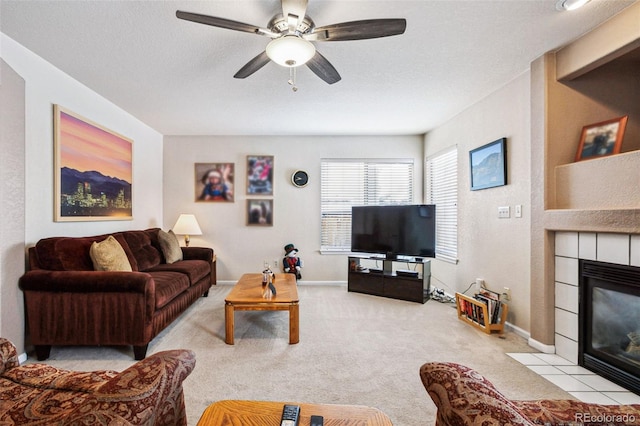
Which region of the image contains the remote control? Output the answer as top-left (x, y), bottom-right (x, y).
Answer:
top-left (280, 404), bottom-right (300, 426)
top-left (310, 415), bottom-right (324, 426)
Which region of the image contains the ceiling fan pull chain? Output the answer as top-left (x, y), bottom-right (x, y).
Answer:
top-left (288, 67), bottom-right (299, 92)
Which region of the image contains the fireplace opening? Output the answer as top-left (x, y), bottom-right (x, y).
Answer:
top-left (579, 260), bottom-right (640, 395)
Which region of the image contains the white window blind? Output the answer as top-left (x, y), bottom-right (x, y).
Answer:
top-left (425, 147), bottom-right (458, 263)
top-left (321, 159), bottom-right (414, 252)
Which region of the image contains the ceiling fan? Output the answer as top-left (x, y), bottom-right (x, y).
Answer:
top-left (176, 0), bottom-right (406, 85)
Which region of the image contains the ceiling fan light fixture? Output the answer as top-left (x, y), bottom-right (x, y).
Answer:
top-left (266, 35), bottom-right (316, 67)
top-left (556, 0), bottom-right (591, 11)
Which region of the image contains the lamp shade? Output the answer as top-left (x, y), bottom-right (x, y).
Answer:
top-left (172, 214), bottom-right (202, 236)
top-left (266, 35), bottom-right (316, 67)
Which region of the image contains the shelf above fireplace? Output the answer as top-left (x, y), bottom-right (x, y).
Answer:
top-left (546, 149), bottom-right (640, 234)
top-left (545, 208), bottom-right (640, 234)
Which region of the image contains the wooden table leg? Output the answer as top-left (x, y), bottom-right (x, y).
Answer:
top-left (225, 302), bottom-right (234, 345)
top-left (289, 302), bottom-right (299, 344)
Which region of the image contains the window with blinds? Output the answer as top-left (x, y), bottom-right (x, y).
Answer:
top-left (425, 147), bottom-right (458, 263)
top-left (320, 159), bottom-right (414, 252)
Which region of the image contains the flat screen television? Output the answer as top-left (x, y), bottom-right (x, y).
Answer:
top-left (351, 204), bottom-right (436, 260)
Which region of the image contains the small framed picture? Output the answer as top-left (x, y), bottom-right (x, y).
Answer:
top-left (575, 116), bottom-right (628, 162)
top-left (469, 138), bottom-right (507, 191)
top-left (247, 155), bottom-right (274, 195)
top-left (247, 199), bottom-right (273, 226)
top-left (195, 163), bottom-right (234, 202)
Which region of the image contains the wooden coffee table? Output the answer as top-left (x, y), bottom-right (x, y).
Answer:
top-left (197, 400), bottom-right (393, 425)
top-left (225, 273), bottom-right (299, 345)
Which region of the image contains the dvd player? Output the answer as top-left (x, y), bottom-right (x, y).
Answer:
top-left (396, 269), bottom-right (419, 278)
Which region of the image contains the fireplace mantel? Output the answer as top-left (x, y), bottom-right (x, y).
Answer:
top-left (545, 149), bottom-right (640, 234)
top-left (545, 209), bottom-right (640, 234)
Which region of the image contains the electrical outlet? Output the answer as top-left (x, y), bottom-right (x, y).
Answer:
top-left (475, 278), bottom-right (484, 291)
top-left (503, 287), bottom-right (511, 301)
top-left (498, 206), bottom-right (510, 218)
top-left (273, 259), bottom-right (278, 268)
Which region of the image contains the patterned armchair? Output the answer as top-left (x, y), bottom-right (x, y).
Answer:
top-left (0, 338), bottom-right (195, 425)
top-left (420, 362), bottom-right (640, 426)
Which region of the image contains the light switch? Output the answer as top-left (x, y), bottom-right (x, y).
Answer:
top-left (498, 206), bottom-right (510, 218)
top-left (515, 204), bottom-right (522, 218)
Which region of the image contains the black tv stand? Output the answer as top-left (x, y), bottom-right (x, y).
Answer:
top-left (384, 252), bottom-right (398, 261)
top-left (348, 256), bottom-right (431, 303)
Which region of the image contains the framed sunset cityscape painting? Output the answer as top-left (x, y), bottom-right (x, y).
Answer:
top-left (53, 105), bottom-right (133, 221)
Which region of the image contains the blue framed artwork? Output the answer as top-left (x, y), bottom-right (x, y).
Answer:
top-left (469, 138), bottom-right (507, 191)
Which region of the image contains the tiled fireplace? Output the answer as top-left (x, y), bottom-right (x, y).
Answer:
top-left (555, 232), bottom-right (640, 392)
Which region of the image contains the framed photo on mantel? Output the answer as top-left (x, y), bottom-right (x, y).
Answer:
top-left (575, 116), bottom-right (628, 162)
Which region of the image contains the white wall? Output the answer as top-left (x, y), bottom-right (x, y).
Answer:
top-left (424, 71), bottom-right (532, 332)
top-left (163, 135), bottom-right (424, 283)
top-left (1, 34), bottom-right (164, 246)
top-left (0, 34), bottom-right (164, 355)
top-left (0, 59), bottom-right (26, 352)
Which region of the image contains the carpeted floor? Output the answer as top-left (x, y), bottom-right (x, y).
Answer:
top-left (34, 284), bottom-right (572, 425)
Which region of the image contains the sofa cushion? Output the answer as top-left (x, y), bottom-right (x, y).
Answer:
top-left (147, 260), bottom-right (210, 286)
top-left (3, 363), bottom-right (117, 392)
top-left (158, 230), bottom-right (183, 264)
top-left (149, 271), bottom-right (190, 309)
top-left (121, 230), bottom-right (162, 271)
top-left (34, 234), bottom-right (138, 271)
top-left (90, 236), bottom-right (133, 272)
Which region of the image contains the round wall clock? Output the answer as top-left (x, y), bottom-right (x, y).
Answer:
top-left (291, 170), bottom-right (309, 188)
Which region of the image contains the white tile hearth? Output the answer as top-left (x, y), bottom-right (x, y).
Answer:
top-left (508, 352), bottom-right (640, 405)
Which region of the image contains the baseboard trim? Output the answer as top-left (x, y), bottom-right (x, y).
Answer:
top-left (528, 338), bottom-right (556, 354)
top-left (217, 280), bottom-right (347, 286)
top-left (504, 321), bottom-right (530, 341)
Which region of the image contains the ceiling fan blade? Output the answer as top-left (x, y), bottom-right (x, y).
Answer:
top-left (306, 51), bottom-right (341, 85)
top-left (309, 19), bottom-right (407, 41)
top-left (281, 0), bottom-right (308, 32)
top-left (234, 51), bottom-right (271, 79)
top-left (176, 11), bottom-right (275, 37)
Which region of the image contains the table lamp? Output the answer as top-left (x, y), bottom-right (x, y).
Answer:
top-left (172, 214), bottom-right (202, 247)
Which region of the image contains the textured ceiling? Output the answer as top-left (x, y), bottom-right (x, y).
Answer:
top-left (0, 0), bottom-right (635, 136)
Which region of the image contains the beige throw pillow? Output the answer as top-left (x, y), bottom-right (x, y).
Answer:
top-left (159, 229), bottom-right (183, 264)
top-left (90, 235), bottom-right (133, 272)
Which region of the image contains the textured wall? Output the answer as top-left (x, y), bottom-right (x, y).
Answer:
top-left (530, 3), bottom-right (640, 347)
top-left (424, 72), bottom-right (532, 332)
top-left (1, 34), bottom-right (164, 356)
top-left (0, 59), bottom-right (26, 353)
top-left (163, 135), bottom-right (424, 283)
top-left (1, 34), bottom-right (164, 246)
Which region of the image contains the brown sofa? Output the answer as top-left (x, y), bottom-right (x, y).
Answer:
top-left (19, 228), bottom-right (214, 360)
top-left (0, 337), bottom-right (195, 425)
top-left (420, 361), bottom-right (640, 426)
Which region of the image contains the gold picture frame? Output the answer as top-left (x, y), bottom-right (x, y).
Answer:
top-left (195, 163), bottom-right (235, 202)
top-left (247, 199), bottom-right (273, 226)
top-left (247, 155), bottom-right (274, 195)
top-left (54, 105), bottom-right (133, 222)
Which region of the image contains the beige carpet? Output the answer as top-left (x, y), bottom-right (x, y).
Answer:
top-left (34, 284), bottom-right (572, 425)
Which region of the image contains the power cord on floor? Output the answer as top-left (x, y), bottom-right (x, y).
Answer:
top-left (429, 287), bottom-right (455, 303)
top-left (428, 275), bottom-right (456, 304)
